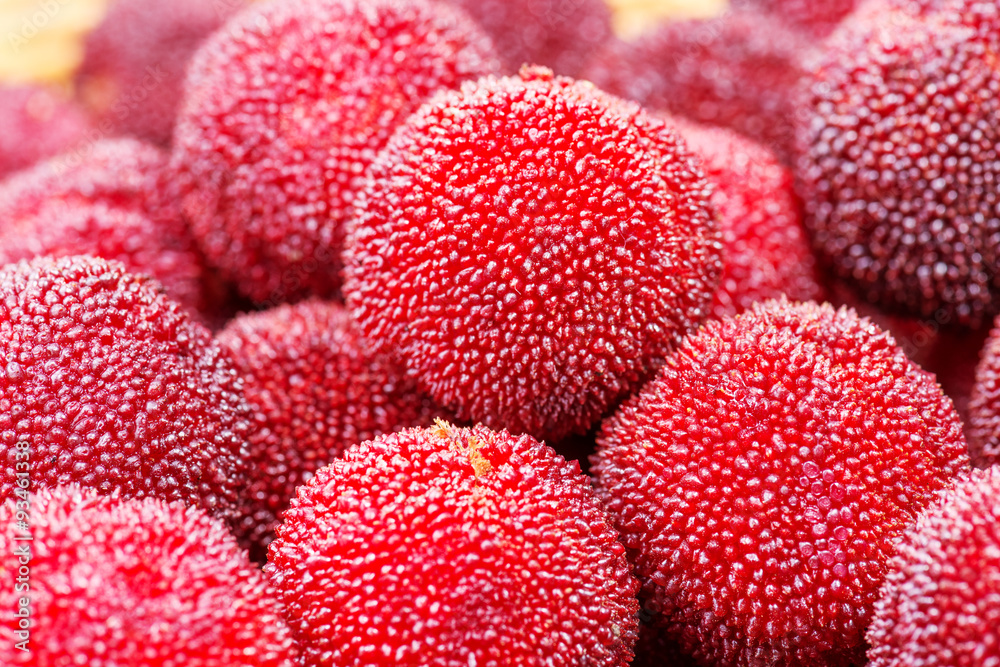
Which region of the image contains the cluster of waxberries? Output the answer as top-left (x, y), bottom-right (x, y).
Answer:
top-left (2, 0), bottom-right (1000, 665)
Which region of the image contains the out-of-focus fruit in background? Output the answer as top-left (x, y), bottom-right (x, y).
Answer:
top-left (0, 0), bottom-right (727, 85)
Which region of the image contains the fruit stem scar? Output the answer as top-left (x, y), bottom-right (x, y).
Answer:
top-left (432, 417), bottom-right (492, 476)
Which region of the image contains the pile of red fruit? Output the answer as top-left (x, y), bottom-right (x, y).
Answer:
top-left (1, 0), bottom-right (998, 665)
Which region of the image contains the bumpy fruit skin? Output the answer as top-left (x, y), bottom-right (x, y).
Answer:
top-left (731, 0), bottom-right (860, 37)
top-left (591, 298), bottom-right (970, 666)
top-left (76, 0), bottom-right (245, 146)
top-left (0, 138), bottom-right (208, 317)
top-left (675, 120), bottom-right (824, 319)
top-left (172, 0), bottom-right (499, 304)
top-left (794, 5), bottom-right (1000, 327)
top-left (344, 67), bottom-right (721, 441)
top-left (964, 319), bottom-right (1000, 468)
top-left (217, 300), bottom-right (444, 554)
top-left (581, 10), bottom-right (811, 162)
top-left (0, 486), bottom-right (300, 666)
top-left (446, 0), bottom-right (611, 77)
top-left (0, 85), bottom-right (89, 178)
top-left (0, 256), bottom-right (250, 525)
top-left (867, 467), bottom-right (1000, 666)
top-left (886, 0), bottom-right (1000, 29)
top-left (266, 421), bottom-right (639, 666)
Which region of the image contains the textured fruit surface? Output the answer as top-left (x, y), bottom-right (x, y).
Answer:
top-left (592, 298), bottom-right (970, 666)
top-left (582, 9), bottom-right (810, 161)
top-left (0, 256), bottom-right (250, 525)
top-left (266, 421), bottom-right (639, 666)
top-left (0, 85), bottom-right (89, 178)
top-left (217, 300), bottom-right (444, 554)
top-left (794, 5), bottom-right (1000, 327)
top-left (867, 467), bottom-right (1000, 666)
top-left (172, 0), bottom-right (499, 304)
top-left (731, 0), bottom-right (860, 36)
top-left (0, 486), bottom-right (299, 666)
top-left (0, 138), bottom-right (207, 317)
top-left (446, 0), bottom-right (612, 77)
top-left (76, 0), bottom-right (244, 145)
top-left (675, 120), bottom-right (824, 319)
top-left (965, 319), bottom-right (1000, 468)
top-left (344, 67), bottom-right (721, 441)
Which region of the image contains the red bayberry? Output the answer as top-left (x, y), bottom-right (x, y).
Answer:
top-left (217, 300), bottom-right (445, 554)
top-left (0, 138), bottom-right (208, 317)
top-left (867, 467), bottom-right (1000, 666)
top-left (172, 0), bottom-right (499, 304)
top-left (674, 120), bottom-right (824, 319)
top-left (445, 0), bottom-right (612, 77)
top-left (886, 0), bottom-right (1000, 30)
top-left (794, 5), bottom-right (1000, 327)
top-left (581, 9), bottom-right (811, 162)
top-left (76, 0), bottom-right (246, 146)
top-left (591, 298), bottom-right (970, 666)
top-left (343, 67), bottom-right (721, 441)
top-left (266, 421), bottom-right (639, 666)
top-left (964, 318), bottom-right (1000, 468)
top-left (0, 85), bottom-right (89, 178)
top-left (0, 486), bottom-right (299, 666)
top-left (0, 256), bottom-right (250, 525)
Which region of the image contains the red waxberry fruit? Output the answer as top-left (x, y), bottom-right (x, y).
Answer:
top-left (964, 319), bottom-right (1000, 468)
top-left (0, 256), bottom-right (251, 525)
top-left (266, 421), bottom-right (639, 666)
top-left (76, 0), bottom-right (246, 146)
top-left (0, 85), bottom-right (89, 178)
top-left (591, 298), bottom-right (970, 666)
top-left (0, 486), bottom-right (299, 666)
top-left (582, 9), bottom-right (811, 162)
top-left (886, 0), bottom-right (1000, 30)
top-left (445, 0), bottom-right (612, 77)
top-left (0, 138), bottom-right (208, 318)
top-left (731, 0), bottom-right (861, 37)
top-left (826, 280), bottom-right (943, 368)
top-left (674, 119), bottom-right (824, 319)
top-left (344, 66), bottom-right (721, 441)
top-left (217, 299), bottom-right (445, 555)
top-left (794, 5), bottom-right (1000, 327)
top-left (867, 466), bottom-right (1000, 666)
top-left (172, 0), bottom-right (499, 304)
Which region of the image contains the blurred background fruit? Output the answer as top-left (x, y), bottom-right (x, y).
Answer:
top-left (0, 0), bottom-right (727, 84)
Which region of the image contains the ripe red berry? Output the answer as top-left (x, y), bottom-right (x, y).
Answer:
top-left (76, 0), bottom-right (245, 145)
top-left (0, 85), bottom-right (89, 178)
top-left (445, 0), bottom-right (612, 76)
top-left (591, 298), bottom-right (970, 666)
top-left (266, 421), bottom-right (639, 666)
top-left (217, 300), bottom-right (444, 554)
top-left (964, 320), bottom-right (1000, 469)
top-left (344, 67), bottom-right (721, 441)
top-left (0, 138), bottom-right (209, 318)
top-left (674, 120), bottom-right (824, 319)
top-left (867, 467), bottom-right (1000, 666)
top-left (582, 9), bottom-right (811, 162)
top-left (0, 256), bottom-right (251, 526)
top-left (794, 4), bottom-right (1000, 326)
top-left (0, 486), bottom-right (299, 666)
top-left (172, 0), bottom-right (499, 304)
